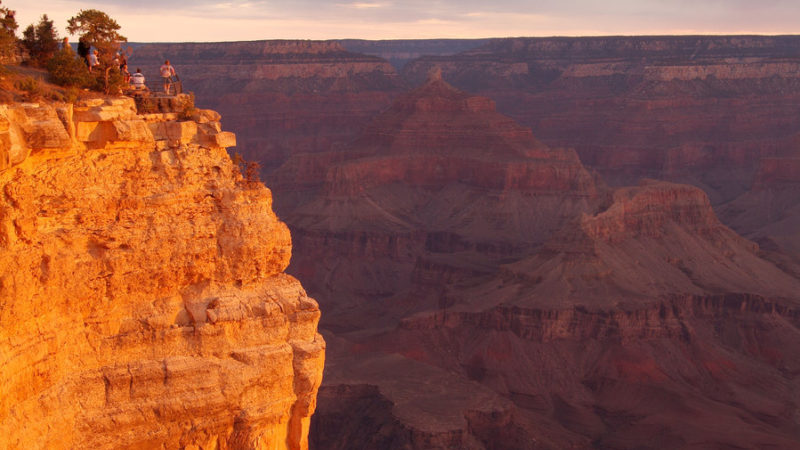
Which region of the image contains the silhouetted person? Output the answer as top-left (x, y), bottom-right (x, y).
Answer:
top-left (77, 38), bottom-right (90, 66)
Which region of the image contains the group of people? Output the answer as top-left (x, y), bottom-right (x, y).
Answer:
top-left (71, 38), bottom-right (178, 94)
top-left (128, 60), bottom-right (178, 94)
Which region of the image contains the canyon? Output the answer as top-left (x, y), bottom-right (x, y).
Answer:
top-left (129, 36), bottom-right (800, 448)
top-left (3, 34), bottom-right (800, 449)
top-left (0, 97), bottom-right (323, 448)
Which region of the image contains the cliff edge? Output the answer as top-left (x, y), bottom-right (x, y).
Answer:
top-left (0, 97), bottom-right (324, 449)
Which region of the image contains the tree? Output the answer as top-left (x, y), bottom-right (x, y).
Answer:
top-left (66, 9), bottom-right (127, 93)
top-left (21, 15), bottom-right (58, 67)
top-left (0, 1), bottom-right (18, 61)
top-left (66, 9), bottom-right (126, 60)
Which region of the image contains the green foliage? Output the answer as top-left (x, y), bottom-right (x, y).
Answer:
top-left (67, 9), bottom-right (127, 93)
top-left (97, 65), bottom-right (126, 94)
top-left (0, 1), bottom-right (18, 60)
top-left (46, 47), bottom-right (89, 87)
top-left (14, 76), bottom-right (41, 100)
top-left (21, 15), bottom-right (58, 67)
top-left (63, 86), bottom-right (80, 103)
top-left (67, 9), bottom-right (125, 64)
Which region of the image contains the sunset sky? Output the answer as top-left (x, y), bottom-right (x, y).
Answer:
top-left (7, 0), bottom-right (800, 42)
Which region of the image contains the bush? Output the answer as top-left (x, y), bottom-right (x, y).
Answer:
top-left (46, 48), bottom-right (89, 87)
top-left (14, 76), bottom-right (41, 100)
top-left (232, 152), bottom-right (262, 188)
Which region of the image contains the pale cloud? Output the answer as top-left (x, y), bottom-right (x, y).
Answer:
top-left (415, 18), bottom-right (455, 25)
top-left (341, 2), bottom-right (387, 9)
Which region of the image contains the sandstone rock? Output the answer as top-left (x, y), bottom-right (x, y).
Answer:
top-left (0, 100), bottom-right (323, 449)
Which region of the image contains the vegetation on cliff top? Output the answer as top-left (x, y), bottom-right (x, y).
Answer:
top-left (2, 4), bottom-right (129, 95)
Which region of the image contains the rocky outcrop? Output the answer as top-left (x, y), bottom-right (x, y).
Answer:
top-left (280, 77), bottom-right (599, 326)
top-left (719, 146), bottom-right (800, 279)
top-left (130, 40), bottom-right (405, 171)
top-left (311, 179), bottom-right (800, 449)
top-left (292, 86), bottom-right (800, 446)
top-left (0, 98), bottom-right (324, 449)
top-left (404, 35), bottom-right (800, 202)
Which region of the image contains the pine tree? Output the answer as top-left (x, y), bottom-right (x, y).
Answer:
top-left (21, 15), bottom-right (58, 67)
top-left (0, 1), bottom-right (18, 61)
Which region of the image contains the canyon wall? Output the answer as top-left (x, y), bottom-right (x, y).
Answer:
top-left (403, 36), bottom-right (800, 202)
top-left (337, 39), bottom-right (493, 69)
top-left (121, 37), bottom-right (800, 448)
top-left (0, 97), bottom-right (324, 449)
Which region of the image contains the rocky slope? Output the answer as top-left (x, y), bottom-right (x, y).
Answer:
top-left (404, 36), bottom-right (800, 202)
top-left (312, 180), bottom-right (800, 449)
top-left (719, 141), bottom-right (800, 279)
top-left (281, 74), bottom-right (598, 325)
top-left (131, 40), bottom-right (405, 171)
top-left (294, 77), bottom-right (800, 448)
top-left (0, 98), bottom-right (324, 449)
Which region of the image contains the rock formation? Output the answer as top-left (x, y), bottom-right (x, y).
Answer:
top-left (289, 78), bottom-right (800, 448)
top-left (281, 76), bottom-right (597, 324)
top-left (119, 37), bottom-right (800, 448)
top-left (403, 36), bottom-right (800, 202)
top-left (0, 97), bottom-right (324, 449)
top-left (337, 39), bottom-right (493, 69)
top-left (719, 142), bottom-right (800, 279)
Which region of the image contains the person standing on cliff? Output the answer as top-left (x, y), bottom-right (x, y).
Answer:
top-left (160, 60), bottom-right (177, 94)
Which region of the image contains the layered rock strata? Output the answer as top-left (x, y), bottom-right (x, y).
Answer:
top-left (297, 78), bottom-right (800, 448)
top-left (0, 97), bottom-right (324, 449)
top-left (282, 75), bottom-right (598, 325)
top-left (404, 35), bottom-right (800, 202)
top-left (312, 180), bottom-right (800, 449)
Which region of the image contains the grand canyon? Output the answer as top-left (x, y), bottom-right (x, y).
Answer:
top-left (129, 36), bottom-right (800, 448)
top-left (3, 33), bottom-right (800, 449)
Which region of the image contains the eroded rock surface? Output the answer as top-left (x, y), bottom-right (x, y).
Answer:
top-left (297, 79), bottom-right (800, 449)
top-left (405, 36), bottom-right (800, 202)
top-left (0, 97), bottom-right (324, 449)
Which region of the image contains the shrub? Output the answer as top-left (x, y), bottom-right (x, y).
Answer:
top-left (14, 76), bottom-right (41, 100)
top-left (46, 48), bottom-right (89, 87)
top-left (232, 152), bottom-right (262, 188)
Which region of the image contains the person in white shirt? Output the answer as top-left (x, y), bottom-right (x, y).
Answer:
top-left (159, 60), bottom-right (177, 94)
top-left (131, 68), bottom-right (146, 90)
top-left (88, 50), bottom-right (99, 73)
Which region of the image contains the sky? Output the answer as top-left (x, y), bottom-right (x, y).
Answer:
top-left (6, 0), bottom-right (800, 43)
